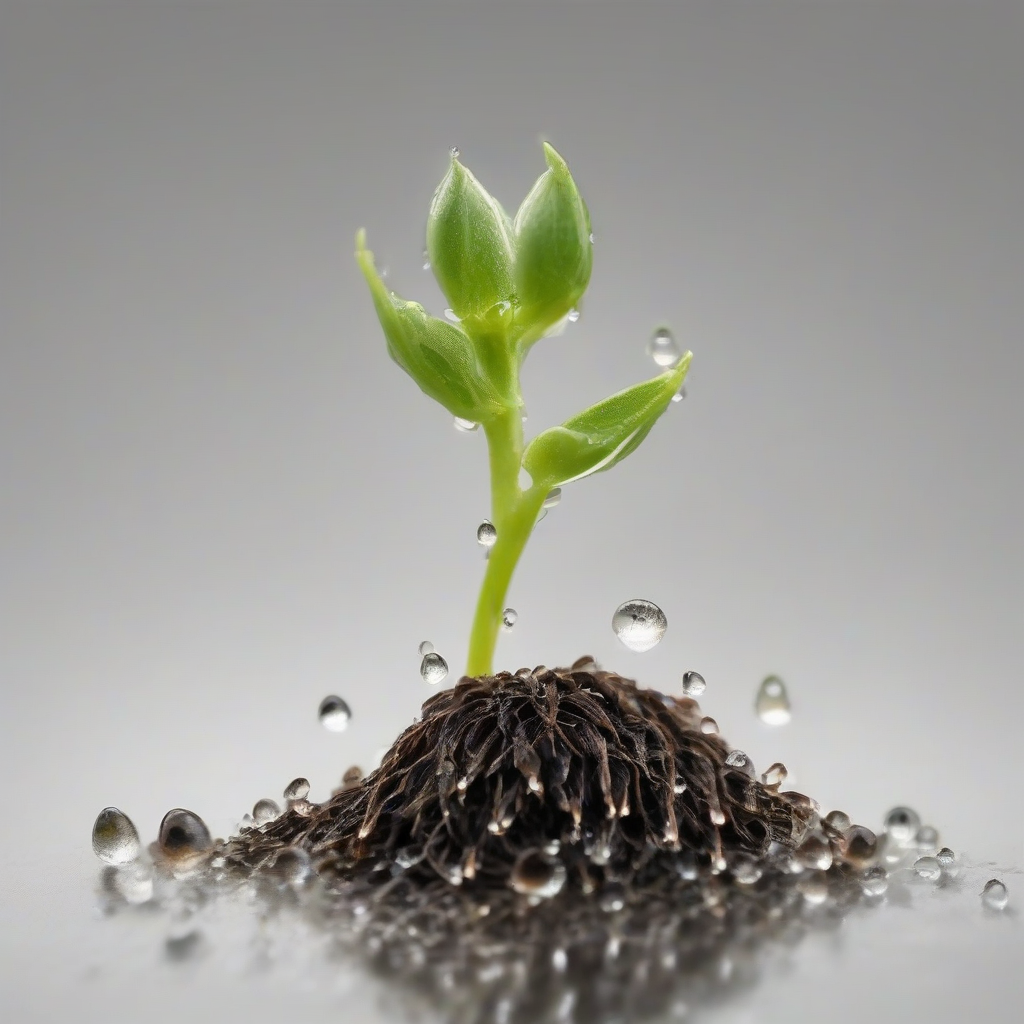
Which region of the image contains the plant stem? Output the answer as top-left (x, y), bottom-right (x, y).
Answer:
top-left (466, 408), bottom-right (547, 676)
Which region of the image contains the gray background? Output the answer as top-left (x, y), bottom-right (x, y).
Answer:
top-left (1, 2), bottom-right (1021, 1022)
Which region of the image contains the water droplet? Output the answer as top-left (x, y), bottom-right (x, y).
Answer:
top-left (252, 798), bottom-right (281, 826)
top-left (444, 308), bottom-right (461, 322)
top-left (861, 865), bottom-right (889, 896)
top-left (710, 808), bottom-right (726, 826)
top-left (599, 883), bottom-right (626, 912)
top-left (823, 810), bottom-right (851, 835)
top-left (916, 824), bottom-right (940, 849)
top-left (761, 762), bottom-right (788, 787)
top-left (725, 750), bottom-right (755, 777)
top-left (422, 248), bottom-right (430, 270)
top-left (681, 670), bottom-right (706, 698)
top-left (543, 487), bottom-right (562, 509)
top-left (453, 416), bottom-right (479, 432)
top-left (981, 878), bottom-right (1008, 910)
top-left (567, 308), bottom-right (580, 323)
top-left (796, 834), bottom-right (833, 871)
top-left (476, 520), bottom-right (497, 548)
top-left (92, 807), bottom-right (141, 866)
top-left (318, 695), bottom-right (351, 732)
top-left (237, 812), bottom-right (254, 832)
top-left (418, 640), bottom-right (434, 656)
top-left (509, 849), bottom-right (566, 899)
top-left (270, 846), bottom-right (312, 885)
top-left (671, 386), bottom-right (686, 403)
top-left (936, 847), bottom-right (958, 873)
top-left (611, 599), bottom-right (667, 652)
top-left (420, 651), bottom-right (449, 685)
top-left (646, 327), bottom-right (683, 368)
top-left (755, 675), bottom-right (792, 725)
top-left (501, 607), bottom-right (518, 630)
top-left (914, 855), bottom-right (941, 881)
top-left (841, 825), bottom-right (878, 868)
top-left (450, 146), bottom-right (460, 158)
top-left (283, 777), bottom-right (310, 802)
top-left (158, 808), bottom-right (212, 859)
top-left (798, 872), bottom-right (830, 904)
top-left (699, 716), bottom-right (719, 735)
top-left (883, 806), bottom-right (921, 846)
top-left (730, 853), bottom-right (763, 885)
top-left (673, 782), bottom-right (687, 795)
top-left (588, 232), bottom-right (595, 244)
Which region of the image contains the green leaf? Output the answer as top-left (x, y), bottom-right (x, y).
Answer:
top-left (513, 143), bottom-right (593, 345)
top-left (426, 156), bottom-right (515, 322)
top-left (522, 354), bottom-right (691, 487)
top-left (356, 231), bottom-right (505, 422)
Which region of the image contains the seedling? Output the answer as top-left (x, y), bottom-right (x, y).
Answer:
top-left (356, 144), bottom-right (690, 675)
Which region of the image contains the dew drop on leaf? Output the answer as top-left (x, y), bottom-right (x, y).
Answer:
top-left (477, 521), bottom-right (497, 548)
top-left (453, 417), bottom-right (479, 432)
top-left (646, 327), bottom-right (683, 368)
top-left (611, 599), bottom-right (666, 652)
top-left (755, 675), bottom-right (792, 725)
top-left (283, 777), bottom-right (310, 802)
top-left (92, 807), bottom-right (141, 866)
top-left (420, 652), bottom-right (449, 685)
top-left (252, 798), bottom-right (280, 826)
top-left (318, 695), bottom-right (351, 732)
top-left (542, 487), bottom-right (562, 509)
top-left (567, 309), bottom-right (580, 323)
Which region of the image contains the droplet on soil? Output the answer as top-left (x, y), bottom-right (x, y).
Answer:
top-left (92, 807), bottom-right (141, 866)
top-left (420, 652), bottom-right (449, 685)
top-left (611, 599), bottom-right (667, 652)
top-left (755, 675), bottom-right (791, 725)
top-left (509, 849), bottom-right (566, 899)
top-left (252, 799), bottom-right (281, 826)
top-left (284, 777), bottom-right (310, 802)
top-left (158, 808), bottom-right (212, 858)
top-left (699, 716), bottom-right (719, 735)
top-left (761, 762), bottom-right (787, 787)
top-left (318, 695), bottom-right (351, 732)
top-left (725, 750), bottom-right (755, 777)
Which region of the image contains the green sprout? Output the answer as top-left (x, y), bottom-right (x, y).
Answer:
top-left (357, 144), bottom-right (691, 676)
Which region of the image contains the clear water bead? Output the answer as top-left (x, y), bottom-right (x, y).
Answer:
top-left (755, 675), bottom-right (792, 725)
top-left (450, 146), bottom-right (460, 158)
top-left (420, 652), bottom-right (449, 685)
top-left (700, 716), bottom-right (719, 735)
top-left (543, 487), bottom-right (562, 509)
top-left (318, 695), bottom-right (351, 732)
top-left (502, 608), bottom-right (518, 630)
top-left (725, 750), bottom-right (755, 777)
top-left (861, 866), bottom-right (889, 897)
top-left (92, 807), bottom-right (141, 865)
top-left (842, 825), bottom-right (878, 868)
top-left (611, 599), bottom-right (667, 652)
top-left (823, 810), bottom-right (851, 835)
top-left (761, 762), bottom-right (788, 787)
top-left (476, 520), bottom-right (497, 548)
top-left (796, 834), bottom-right (833, 872)
top-left (914, 856), bottom-right (941, 881)
top-left (681, 671), bottom-right (706, 698)
top-left (671, 386), bottom-right (686, 403)
top-left (418, 640), bottom-right (434, 656)
top-left (981, 879), bottom-right (1009, 910)
top-left (646, 327), bottom-right (683, 368)
top-left (283, 777), bottom-right (310, 802)
top-left (444, 308), bottom-right (461, 322)
top-left (158, 808), bottom-right (212, 858)
top-left (453, 417), bottom-right (479, 432)
top-left (883, 806), bottom-right (921, 845)
top-left (936, 847), bottom-right (957, 871)
top-left (509, 849), bottom-right (566, 899)
top-left (916, 824), bottom-right (939, 849)
top-left (252, 798), bottom-right (281, 826)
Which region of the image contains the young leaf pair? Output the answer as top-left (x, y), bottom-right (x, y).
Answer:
top-left (357, 144), bottom-right (691, 674)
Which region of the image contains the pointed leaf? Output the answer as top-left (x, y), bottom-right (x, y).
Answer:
top-left (356, 231), bottom-right (504, 422)
top-left (513, 143), bottom-right (593, 343)
top-left (426, 156), bottom-right (515, 322)
top-left (522, 355), bottom-right (690, 487)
